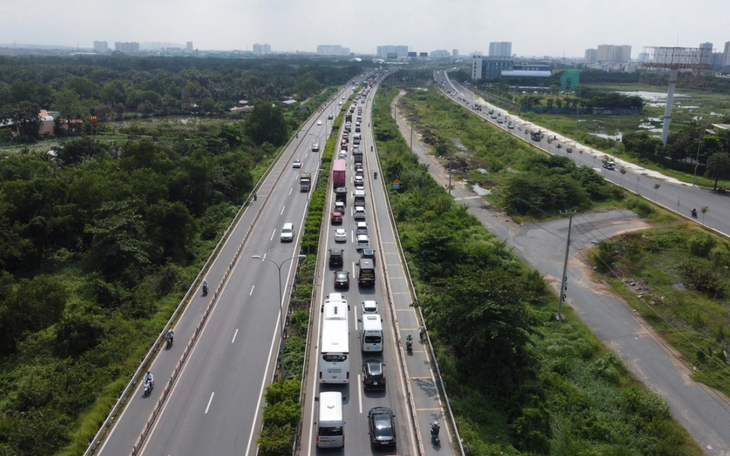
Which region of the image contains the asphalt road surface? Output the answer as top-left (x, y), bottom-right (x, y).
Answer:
top-left (393, 88), bottom-right (730, 455)
top-left (434, 70), bottom-right (730, 238)
top-left (97, 83), bottom-right (355, 456)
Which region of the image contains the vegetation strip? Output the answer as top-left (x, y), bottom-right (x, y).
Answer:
top-left (372, 77), bottom-right (703, 455)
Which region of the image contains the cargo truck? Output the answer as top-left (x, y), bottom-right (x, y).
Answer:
top-left (353, 149), bottom-right (363, 165)
top-left (332, 159), bottom-right (347, 189)
top-left (300, 173), bottom-right (312, 192)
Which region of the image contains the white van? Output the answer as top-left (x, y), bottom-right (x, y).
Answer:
top-left (353, 133), bottom-right (361, 145)
top-left (280, 222), bottom-right (294, 242)
top-left (316, 392), bottom-right (345, 448)
top-left (361, 313), bottom-right (383, 352)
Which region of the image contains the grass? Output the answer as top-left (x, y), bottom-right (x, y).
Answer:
top-left (588, 223), bottom-right (730, 397)
top-left (373, 83), bottom-right (705, 455)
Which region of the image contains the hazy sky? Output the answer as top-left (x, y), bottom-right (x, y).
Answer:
top-left (1, 0), bottom-right (728, 57)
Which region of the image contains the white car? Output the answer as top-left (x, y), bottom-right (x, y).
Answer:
top-left (354, 175), bottom-right (364, 186)
top-left (334, 201), bottom-right (345, 213)
top-left (334, 229), bottom-right (347, 243)
top-left (356, 234), bottom-right (370, 250)
top-left (362, 300), bottom-right (378, 315)
top-left (292, 159), bottom-right (302, 168)
top-left (317, 120), bottom-right (322, 125)
top-left (339, 150), bottom-right (347, 159)
top-left (312, 143), bottom-right (319, 152)
top-left (354, 207), bottom-right (366, 220)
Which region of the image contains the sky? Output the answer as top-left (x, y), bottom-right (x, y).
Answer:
top-left (1, 0), bottom-right (729, 58)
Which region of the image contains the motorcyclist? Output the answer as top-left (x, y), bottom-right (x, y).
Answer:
top-left (144, 371), bottom-right (154, 386)
top-left (202, 279), bottom-right (209, 293)
top-left (374, 171), bottom-right (377, 179)
top-left (691, 208), bottom-right (697, 217)
top-left (419, 325), bottom-right (426, 342)
top-left (166, 329), bottom-right (174, 345)
top-left (431, 421), bottom-right (440, 437)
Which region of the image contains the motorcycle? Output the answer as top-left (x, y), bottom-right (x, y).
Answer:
top-left (374, 172), bottom-right (377, 180)
top-left (166, 336), bottom-right (174, 350)
top-left (143, 379), bottom-right (154, 397)
top-left (202, 284), bottom-right (209, 296)
top-left (691, 209), bottom-right (698, 218)
top-left (430, 423), bottom-right (441, 446)
top-left (406, 339), bottom-right (413, 354)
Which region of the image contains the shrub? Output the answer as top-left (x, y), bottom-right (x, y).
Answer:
top-left (688, 234), bottom-right (717, 258)
top-left (680, 260), bottom-right (724, 298)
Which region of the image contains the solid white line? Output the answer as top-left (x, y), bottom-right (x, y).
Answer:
top-left (204, 392), bottom-right (214, 414)
top-left (270, 229), bottom-right (276, 241)
top-left (280, 205), bottom-right (286, 215)
top-left (358, 374), bottom-right (363, 414)
top-left (250, 285), bottom-right (255, 296)
top-left (232, 329), bottom-right (238, 344)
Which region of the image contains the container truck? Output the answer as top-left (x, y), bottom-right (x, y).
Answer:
top-left (332, 159), bottom-right (347, 189)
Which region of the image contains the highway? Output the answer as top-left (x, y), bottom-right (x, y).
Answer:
top-left (96, 84), bottom-right (353, 456)
top-left (434, 70), bottom-right (730, 237)
top-left (301, 83), bottom-right (418, 456)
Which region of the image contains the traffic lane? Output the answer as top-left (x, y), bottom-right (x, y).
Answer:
top-left (139, 230), bottom-right (298, 455)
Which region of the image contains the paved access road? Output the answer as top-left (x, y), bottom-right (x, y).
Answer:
top-left (434, 71), bottom-right (730, 237)
top-left (97, 84), bottom-right (353, 456)
top-left (393, 88), bottom-right (730, 455)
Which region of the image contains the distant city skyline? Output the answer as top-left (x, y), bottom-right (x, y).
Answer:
top-left (1, 0), bottom-right (729, 58)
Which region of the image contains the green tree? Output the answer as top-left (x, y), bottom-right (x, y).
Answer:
top-left (1, 101), bottom-right (42, 141)
top-left (65, 76), bottom-right (98, 99)
top-left (244, 100), bottom-right (288, 146)
top-left (704, 152), bottom-right (730, 190)
top-left (52, 90), bottom-right (87, 134)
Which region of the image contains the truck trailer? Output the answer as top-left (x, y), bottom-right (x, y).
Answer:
top-left (332, 159), bottom-right (347, 189)
top-left (300, 173), bottom-right (312, 192)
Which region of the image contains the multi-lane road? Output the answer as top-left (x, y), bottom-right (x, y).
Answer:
top-left (434, 70), bottom-right (730, 237)
top-left (94, 78), bottom-right (446, 456)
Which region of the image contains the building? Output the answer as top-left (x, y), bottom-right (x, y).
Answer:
top-left (700, 42), bottom-right (713, 52)
top-left (407, 52), bottom-right (417, 58)
top-left (419, 52), bottom-right (428, 58)
top-left (186, 42), bottom-right (193, 53)
top-left (93, 41), bottom-right (108, 53)
top-left (317, 45), bottom-right (350, 56)
top-left (724, 42), bottom-right (730, 67)
top-left (472, 56), bottom-right (513, 79)
top-left (253, 43), bottom-right (271, 55)
top-left (376, 45), bottom-right (408, 59)
top-left (489, 41), bottom-right (512, 57)
top-left (452, 49), bottom-right (458, 57)
top-left (596, 44), bottom-right (631, 63)
top-left (560, 70), bottom-right (580, 92)
top-left (638, 52), bottom-right (650, 63)
top-left (430, 50), bottom-right (450, 59)
top-left (584, 48), bottom-right (597, 63)
top-left (114, 42), bottom-right (140, 54)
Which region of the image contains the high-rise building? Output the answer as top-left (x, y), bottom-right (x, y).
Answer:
top-left (93, 41), bottom-right (108, 53)
top-left (596, 44), bottom-right (631, 63)
top-left (376, 45), bottom-right (408, 59)
top-left (253, 43), bottom-right (271, 55)
top-left (452, 49), bottom-right (459, 57)
top-left (723, 42), bottom-right (730, 67)
top-left (638, 52), bottom-right (650, 63)
top-left (472, 56), bottom-right (513, 79)
top-left (700, 42), bottom-right (713, 52)
top-left (430, 50), bottom-right (450, 59)
top-left (584, 48), bottom-right (597, 63)
top-left (489, 41), bottom-right (512, 57)
top-left (186, 42), bottom-right (193, 53)
top-left (316, 45), bottom-right (350, 56)
top-left (114, 42), bottom-right (140, 54)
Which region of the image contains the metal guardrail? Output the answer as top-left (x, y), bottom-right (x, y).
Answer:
top-left (375, 76), bottom-right (466, 456)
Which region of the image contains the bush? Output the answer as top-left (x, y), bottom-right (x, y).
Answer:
top-left (680, 260), bottom-right (724, 298)
top-left (688, 234), bottom-right (717, 258)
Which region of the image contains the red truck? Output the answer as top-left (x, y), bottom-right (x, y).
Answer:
top-left (332, 159), bottom-right (347, 189)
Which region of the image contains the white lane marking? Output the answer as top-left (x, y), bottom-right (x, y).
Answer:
top-left (232, 329), bottom-right (239, 344)
top-left (262, 253), bottom-right (267, 261)
top-left (250, 285), bottom-right (255, 296)
top-left (289, 187), bottom-right (293, 196)
top-left (280, 205), bottom-right (286, 215)
top-left (270, 229), bottom-right (276, 241)
top-left (358, 374), bottom-right (363, 414)
top-left (205, 392), bottom-right (215, 414)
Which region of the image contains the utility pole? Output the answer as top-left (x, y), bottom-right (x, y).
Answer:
top-left (692, 125), bottom-right (704, 187)
top-left (557, 212), bottom-right (574, 320)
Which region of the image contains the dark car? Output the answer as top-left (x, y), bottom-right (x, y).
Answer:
top-left (329, 248), bottom-right (344, 267)
top-left (362, 359), bottom-right (386, 391)
top-left (331, 212), bottom-right (343, 224)
top-left (334, 270), bottom-right (350, 289)
top-left (361, 248), bottom-right (376, 265)
top-left (368, 407), bottom-right (396, 448)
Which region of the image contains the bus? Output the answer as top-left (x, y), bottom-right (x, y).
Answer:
top-left (320, 295), bottom-right (350, 383)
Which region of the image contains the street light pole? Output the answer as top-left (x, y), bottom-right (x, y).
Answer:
top-left (251, 254), bottom-right (306, 381)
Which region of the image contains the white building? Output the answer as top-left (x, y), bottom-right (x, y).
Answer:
top-left (376, 45), bottom-right (408, 59)
top-left (114, 42), bottom-right (140, 54)
top-left (489, 41), bottom-right (512, 57)
top-left (452, 49), bottom-right (459, 57)
top-left (186, 42), bottom-right (193, 53)
top-left (724, 42), bottom-right (730, 67)
top-left (317, 45), bottom-right (350, 56)
top-left (430, 49), bottom-right (450, 59)
top-left (596, 44), bottom-right (631, 63)
top-left (584, 48), bottom-right (597, 63)
top-left (253, 43), bottom-right (271, 55)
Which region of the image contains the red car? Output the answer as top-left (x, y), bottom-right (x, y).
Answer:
top-left (331, 212), bottom-right (343, 224)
